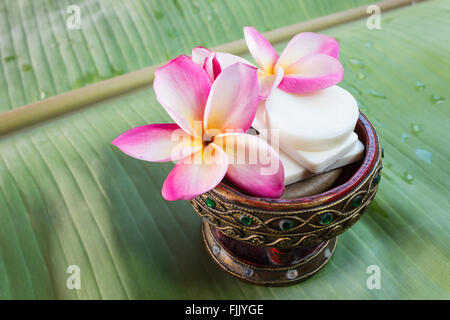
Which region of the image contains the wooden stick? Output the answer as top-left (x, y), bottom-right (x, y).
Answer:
top-left (0, 0), bottom-right (424, 137)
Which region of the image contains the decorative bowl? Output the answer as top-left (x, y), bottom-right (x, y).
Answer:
top-left (190, 112), bottom-right (382, 286)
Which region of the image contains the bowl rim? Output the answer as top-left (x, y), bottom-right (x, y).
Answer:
top-left (212, 112), bottom-right (380, 209)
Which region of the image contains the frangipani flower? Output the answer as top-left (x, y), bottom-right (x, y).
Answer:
top-left (191, 46), bottom-right (253, 81)
top-left (112, 56), bottom-right (284, 201)
top-left (244, 27), bottom-right (344, 97)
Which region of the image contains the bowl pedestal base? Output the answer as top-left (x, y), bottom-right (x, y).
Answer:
top-left (202, 221), bottom-right (337, 286)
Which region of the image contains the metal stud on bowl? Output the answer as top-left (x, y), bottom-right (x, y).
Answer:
top-left (243, 266), bottom-right (254, 278)
top-left (286, 269), bottom-right (298, 280)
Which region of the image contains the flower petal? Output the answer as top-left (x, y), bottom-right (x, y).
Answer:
top-left (278, 54), bottom-right (344, 93)
top-left (202, 51), bottom-right (254, 81)
top-left (203, 52), bottom-right (222, 81)
top-left (203, 63), bottom-right (259, 133)
top-left (215, 52), bottom-right (255, 69)
top-left (258, 66), bottom-right (284, 99)
top-left (251, 100), bottom-right (269, 132)
top-left (193, 47), bottom-right (255, 81)
top-left (161, 143), bottom-right (229, 200)
top-left (112, 123), bottom-right (202, 162)
top-left (277, 32), bottom-right (340, 69)
top-left (244, 26), bottom-right (278, 74)
top-left (192, 46), bottom-right (211, 66)
top-left (258, 73), bottom-right (276, 99)
top-left (214, 133), bottom-right (284, 198)
top-left (153, 55), bottom-right (212, 136)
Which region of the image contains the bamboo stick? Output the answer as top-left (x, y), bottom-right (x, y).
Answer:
top-left (0, 0), bottom-right (425, 137)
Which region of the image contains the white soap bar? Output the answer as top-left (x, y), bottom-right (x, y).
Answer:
top-left (281, 132), bottom-right (358, 173)
top-left (281, 139), bottom-right (364, 185)
top-left (279, 151), bottom-right (314, 185)
top-left (247, 127), bottom-right (310, 185)
top-left (248, 127), bottom-right (365, 185)
top-left (261, 86), bottom-right (359, 151)
top-left (327, 139), bottom-right (365, 171)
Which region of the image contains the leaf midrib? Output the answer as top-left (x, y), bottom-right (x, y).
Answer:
top-left (0, 0), bottom-right (425, 138)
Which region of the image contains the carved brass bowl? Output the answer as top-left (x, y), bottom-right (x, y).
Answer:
top-left (190, 113), bottom-right (382, 286)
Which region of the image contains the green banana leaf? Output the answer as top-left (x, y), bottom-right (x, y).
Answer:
top-left (0, 0), bottom-right (449, 299)
top-left (0, 0), bottom-right (375, 112)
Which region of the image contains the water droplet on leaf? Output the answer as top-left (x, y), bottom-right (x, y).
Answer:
top-left (430, 94), bottom-right (445, 104)
top-left (349, 85), bottom-right (362, 95)
top-left (410, 123), bottom-right (423, 136)
top-left (4, 55), bottom-right (17, 63)
top-left (348, 58), bottom-right (364, 68)
top-left (414, 81), bottom-right (426, 91)
top-left (402, 172), bottom-right (414, 184)
top-left (373, 118), bottom-right (385, 127)
top-left (415, 148), bottom-right (432, 164)
top-left (356, 100), bottom-right (367, 111)
top-left (357, 71), bottom-right (366, 80)
top-left (366, 89), bottom-right (386, 99)
top-left (401, 133), bottom-right (410, 143)
top-left (21, 64), bottom-right (32, 72)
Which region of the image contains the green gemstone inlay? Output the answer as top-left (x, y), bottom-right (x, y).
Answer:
top-left (374, 173), bottom-right (381, 185)
top-left (279, 219), bottom-right (293, 231)
top-left (353, 195), bottom-right (363, 208)
top-left (320, 213), bottom-right (333, 225)
top-left (205, 197), bottom-right (216, 208)
top-left (240, 216), bottom-right (253, 226)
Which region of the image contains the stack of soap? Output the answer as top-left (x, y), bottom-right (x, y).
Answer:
top-left (251, 85), bottom-right (364, 185)
top-left (280, 140), bottom-right (364, 185)
top-left (250, 130), bottom-right (364, 185)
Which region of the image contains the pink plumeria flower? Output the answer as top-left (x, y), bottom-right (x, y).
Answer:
top-left (191, 46), bottom-right (254, 81)
top-left (244, 27), bottom-right (344, 98)
top-left (112, 56), bottom-right (284, 201)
